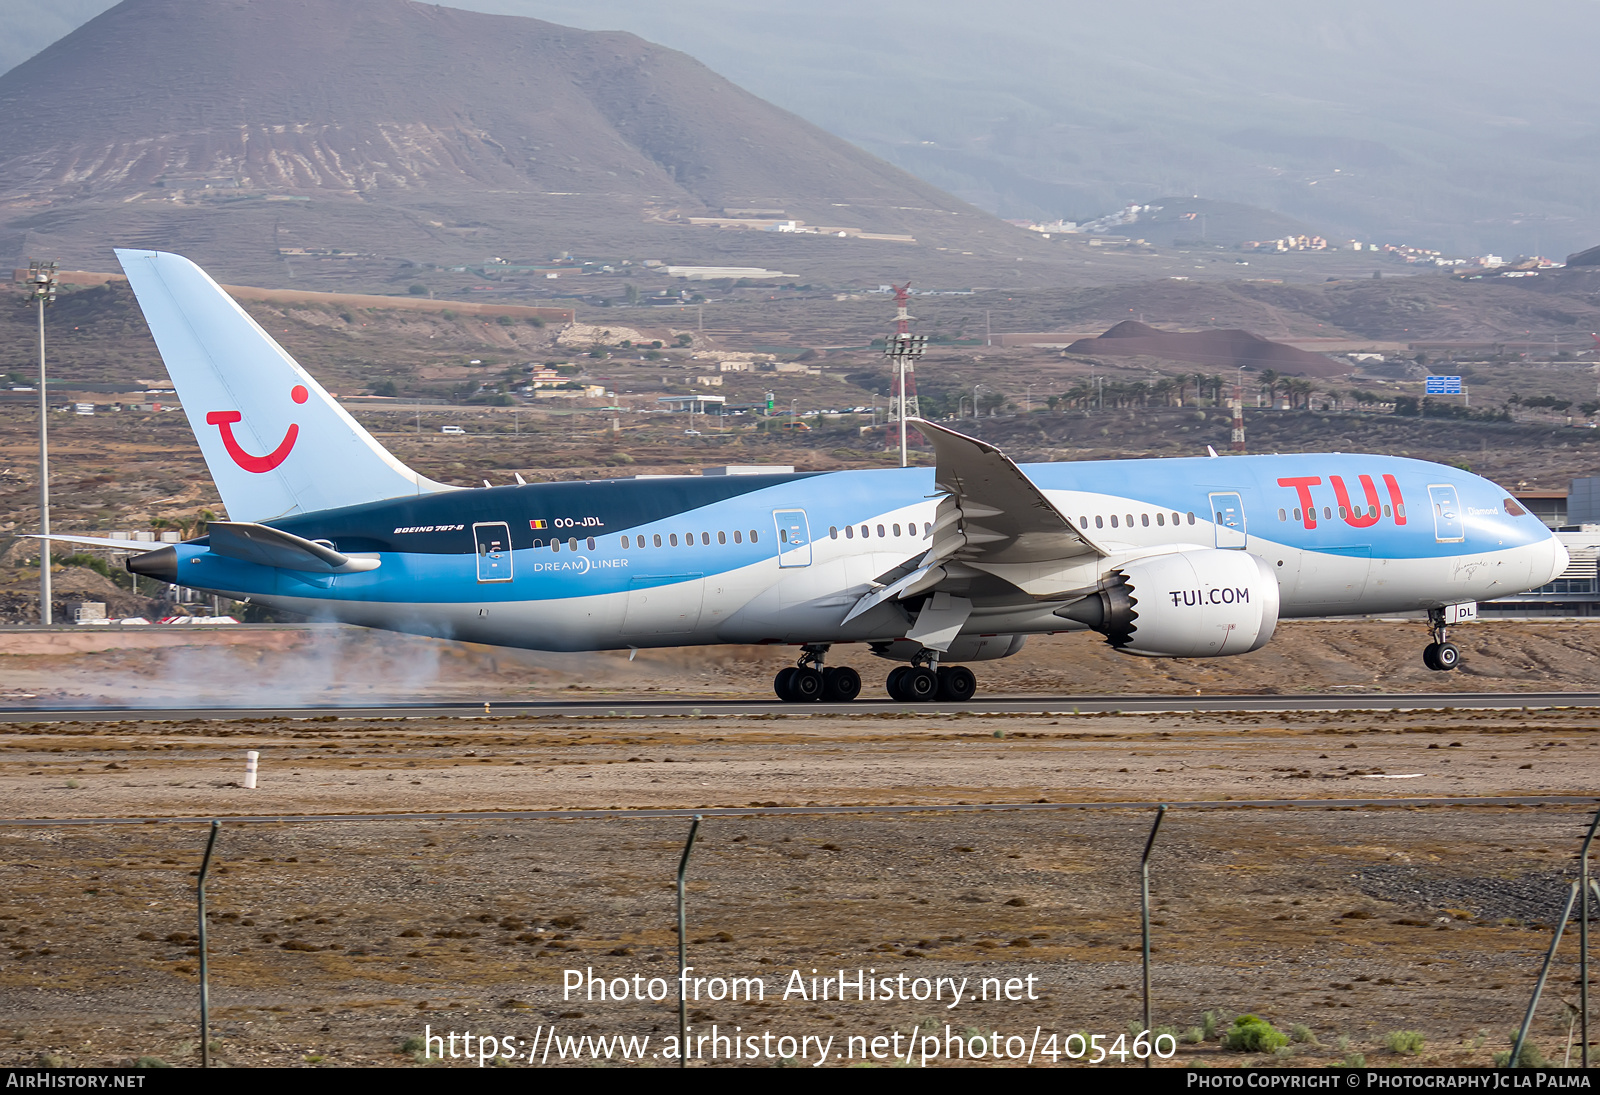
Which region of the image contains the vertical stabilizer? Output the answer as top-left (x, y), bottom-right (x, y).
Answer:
top-left (116, 249), bottom-right (453, 522)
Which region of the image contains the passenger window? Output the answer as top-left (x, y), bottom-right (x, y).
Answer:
top-left (533, 538), bottom-right (544, 549)
top-left (830, 526), bottom-right (838, 539)
top-left (845, 525), bottom-right (854, 539)
top-left (1338, 506), bottom-right (1347, 519)
top-left (1172, 512), bottom-right (1180, 525)
top-left (586, 537), bottom-right (595, 550)
top-left (924, 522), bottom-right (932, 536)
top-left (1186, 512), bottom-right (1195, 524)
top-left (1140, 513), bottom-right (1149, 527)
top-left (1277, 509), bottom-right (1286, 521)
top-left (621, 536), bottom-right (629, 549)
top-left (1110, 515), bottom-right (1118, 528)
top-left (1395, 505), bottom-right (1405, 520)
top-left (552, 540), bottom-right (560, 553)
top-left (1080, 515), bottom-right (1088, 527)
top-left (568, 538), bottom-right (578, 551)
top-left (1095, 515), bottom-right (1104, 528)
top-left (780, 528), bottom-right (789, 543)
top-left (719, 531), bottom-right (727, 544)
top-left (669, 533), bottom-right (678, 547)
top-left (860, 525), bottom-right (869, 538)
top-left (1323, 507), bottom-right (1332, 520)
top-left (893, 523), bottom-right (901, 536)
top-left (653, 533), bottom-right (663, 547)
top-left (1383, 505), bottom-right (1391, 517)
top-left (751, 530), bottom-right (759, 543)
top-left (701, 532), bottom-right (710, 546)
top-left (877, 524), bottom-right (886, 537)
top-left (1157, 513), bottom-right (1166, 526)
top-left (733, 530), bottom-right (742, 544)
top-left (1294, 508), bottom-right (1302, 522)
top-left (1126, 514), bottom-right (1133, 527)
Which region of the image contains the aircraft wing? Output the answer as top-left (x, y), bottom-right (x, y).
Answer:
top-left (844, 419), bottom-right (1106, 626)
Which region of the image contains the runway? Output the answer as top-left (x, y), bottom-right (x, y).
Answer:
top-left (0, 690), bottom-right (1597, 722)
top-left (2, 794), bottom-right (1594, 827)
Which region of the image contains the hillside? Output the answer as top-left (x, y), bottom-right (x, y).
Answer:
top-left (0, 0), bottom-right (1034, 286)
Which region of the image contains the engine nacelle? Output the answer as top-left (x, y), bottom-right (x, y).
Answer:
top-left (1057, 549), bottom-right (1280, 658)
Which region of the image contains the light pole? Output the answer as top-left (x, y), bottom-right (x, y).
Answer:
top-left (973, 383), bottom-right (983, 419)
top-left (25, 261), bottom-right (57, 625)
top-left (883, 333), bottom-right (927, 467)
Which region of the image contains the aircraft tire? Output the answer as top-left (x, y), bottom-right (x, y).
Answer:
top-left (902, 666), bottom-right (939, 702)
top-left (1422, 643), bottom-right (1441, 671)
top-left (822, 666), bottom-right (862, 702)
top-left (774, 667), bottom-right (798, 701)
top-left (937, 665), bottom-right (977, 702)
top-left (791, 667), bottom-right (825, 701)
top-left (885, 666), bottom-right (910, 701)
top-left (1435, 642), bottom-right (1460, 671)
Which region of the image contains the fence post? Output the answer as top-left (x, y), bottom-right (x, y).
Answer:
top-left (1578, 806), bottom-right (1600, 1068)
top-left (1141, 804), bottom-right (1167, 1067)
top-left (1509, 880), bottom-right (1579, 1068)
top-left (676, 815), bottom-right (702, 1069)
top-left (196, 820), bottom-right (220, 1069)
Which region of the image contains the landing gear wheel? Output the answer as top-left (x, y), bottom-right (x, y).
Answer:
top-left (1422, 643), bottom-right (1441, 671)
top-left (937, 665), bottom-right (977, 702)
top-left (886, 665), bottom-right (910, 701)
top-left (774, 666), bottom-right (797, 701)
top-left (790, 667), bottom-right (825, 701)
top-left (902, 666), bottom-right (939, 702)
top-left (822, 666), bottom-right (861, 702)
top-left (1435, 642), bottom-right (1460, 671)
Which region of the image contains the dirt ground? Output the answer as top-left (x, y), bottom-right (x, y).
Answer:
top-left (1, 644), bottom-right (1599, 1067)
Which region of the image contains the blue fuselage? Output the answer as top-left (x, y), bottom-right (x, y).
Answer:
top-left (172, 453), bottom-right (1564, 652)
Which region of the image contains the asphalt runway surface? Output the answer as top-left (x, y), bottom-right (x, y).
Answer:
top-left (1, 690), bottom-right (1598, 722)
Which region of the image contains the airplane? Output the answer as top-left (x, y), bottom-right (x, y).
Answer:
top-left (47, 250), bottom-right (1569, 702)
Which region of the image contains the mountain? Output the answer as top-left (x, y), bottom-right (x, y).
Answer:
top-left (0, 0), bottom-right (1030, 284)
top-left (1065, 320), bottom-right (1349, 378)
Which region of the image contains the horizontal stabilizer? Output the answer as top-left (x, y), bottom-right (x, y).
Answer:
top-left (207, 522), bottom-right (380, 573)
top-left (24, 533), bottom-right (153, 551)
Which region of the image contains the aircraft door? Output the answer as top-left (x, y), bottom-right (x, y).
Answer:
top-left (774, 509), bottom-right (813, 568)
top-left (473, 522), bottom-right (513, 582)
top-left (1428, 485), bottom-right (1464, 542)
top-left (1208, 492), bottom-right (1247, 549)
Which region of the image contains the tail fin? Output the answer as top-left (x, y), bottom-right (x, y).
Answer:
top-left (116, 249), bottom-right (453, 522)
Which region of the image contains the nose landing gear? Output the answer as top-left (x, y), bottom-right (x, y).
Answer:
top-left (1422, 608), bottom-right (1460, 672)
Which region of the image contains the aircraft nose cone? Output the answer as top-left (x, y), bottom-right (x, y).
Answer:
top-left (1544, 535), bottom-right (1569, 585)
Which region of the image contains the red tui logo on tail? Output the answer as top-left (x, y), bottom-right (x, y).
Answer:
top-left (206, 385), bottom-right (308, 473)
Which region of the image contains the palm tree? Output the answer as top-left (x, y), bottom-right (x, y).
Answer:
top-left (1258, 369), bottom-right (1279, 409)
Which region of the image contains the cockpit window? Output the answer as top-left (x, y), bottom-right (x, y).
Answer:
top-left (1504, 498), bottom-right (1527, 517)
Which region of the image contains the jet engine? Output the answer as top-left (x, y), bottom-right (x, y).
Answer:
top-left (1057, 549), bottom-right (1280, 657)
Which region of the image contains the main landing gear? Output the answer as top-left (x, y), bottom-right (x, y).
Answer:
top-left (771, 645), bottom-right (979, 702)
top-left (774, 645), bottom-right (862, 703)
top-left (1422, 608), bottom-right (1460, 672)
